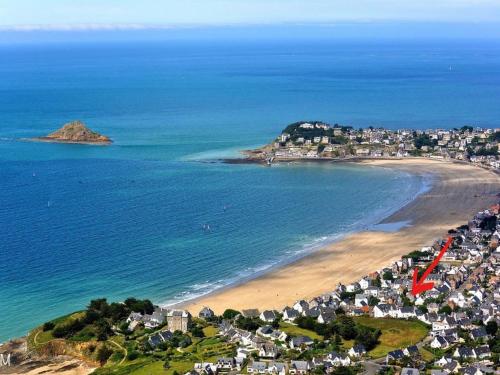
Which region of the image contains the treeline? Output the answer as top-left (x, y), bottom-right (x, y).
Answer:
top-left (282, 121), bottom-right (351, 142)
top-left (220, 308), bottom-right (380, 350)
top-left (471, 145), bottom-right (498, 156)
top-left (47, 297), bottom-right (154, 341)
top-left (413, 133), bottom-right (437, 149)
top-left (295, 315), bottom-right (381, 350)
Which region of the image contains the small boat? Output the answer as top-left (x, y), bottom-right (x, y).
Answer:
top-left (47, 201), bottom-right (51, 208)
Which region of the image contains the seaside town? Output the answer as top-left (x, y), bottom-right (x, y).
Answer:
top-left (248, 121), bottom-right (500, 170)
top-left (4, 202), bottom-right (499, 374)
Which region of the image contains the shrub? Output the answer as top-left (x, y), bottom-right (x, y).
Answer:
top-left (222, 309), bottom-right (241, 320)
top-left (96, 345), bottom-right (113, 366)
top-left (127, 350), bottom-right (140, 361)
top-left (42, 321), bottom-right (55, 331)
top-left (191, 326), bottom-right (205, 338)
top-left (52, 318), bottom-right (84, 338)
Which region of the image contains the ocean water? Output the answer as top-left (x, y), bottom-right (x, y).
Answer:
top-left (1, 38), bottom-right (500, 341)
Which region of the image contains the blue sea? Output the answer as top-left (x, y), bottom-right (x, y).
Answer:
top-left (1, 36), bottom-right (500, 342)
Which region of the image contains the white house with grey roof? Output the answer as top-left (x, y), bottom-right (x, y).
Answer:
top-left (260, 310), bottom-right (277, 322)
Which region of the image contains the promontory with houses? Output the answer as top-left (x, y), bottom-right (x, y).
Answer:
top-left (244, 121), bottom-right (500, 170)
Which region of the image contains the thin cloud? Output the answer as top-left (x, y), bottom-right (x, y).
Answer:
top-left (0, 24), bottom-right (181, 32)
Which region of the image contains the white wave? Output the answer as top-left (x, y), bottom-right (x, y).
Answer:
top-left (179, 144), bottom-right (263, 162)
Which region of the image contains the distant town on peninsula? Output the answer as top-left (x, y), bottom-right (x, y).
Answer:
top-left (247, 122), bottom-right (500, 170)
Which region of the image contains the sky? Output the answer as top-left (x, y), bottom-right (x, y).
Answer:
top-left (1, 0), bottom-right (500, 30)
top-left (1, 0), bottom-right (500, 44)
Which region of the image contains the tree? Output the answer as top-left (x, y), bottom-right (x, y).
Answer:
top-left (52, 318), bottom-right (84, 338)
top-left (190, 325), bottom-right (205, 338)
top-left (333, 334), bottom-right (342, 349)
top-left (127, 351), bottom-right (139, 361)
top-left (335, 307), bottom-right (345, 315)
top-left (485, 321), bottom-right (498, 336)
top-left (313, 366), bottom-right (326, 375)
top-left (42, 322), bottom-right (55, 331)
top-left (222, 309), bottom-right (241, 320)
top-left (95, 318), bottom-right (112, 341)
top-left (480, 216), bottom-right (497, 231)
top-left (124, 298), bottom-right (154, 315)
top-left (368, 296), bottom-right (380, 306)
top-left (337, 316), bottom-right (357, 340)
top-left (439, 305), bottom-right (452, 315)
top-left (355, 325), bottom-right (381, 351)
top-left (88, 298), bottom-right (109, 314)
top-left (296, 316), bottom-right (316, 331)
top-left (108, 302), bottom-right (129, 322)
top-left (413, 134), bottom-right (436, 150)
top-left (382, 271), bottom-right (394, 281)
top-left (236, 316), bottom-right (262, 332)
top-left (331, 366), bottom-right (357, 375)
top-left (96, 345), bottom-right (113, 366)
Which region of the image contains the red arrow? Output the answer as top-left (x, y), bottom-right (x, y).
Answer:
top-left (411, 236), bottom-right (453, 296)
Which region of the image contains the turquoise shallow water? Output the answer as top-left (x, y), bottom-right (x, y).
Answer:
top-left (1, 38), bottom-right (500, 341)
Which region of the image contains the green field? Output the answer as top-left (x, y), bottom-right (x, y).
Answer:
top-left (279, 322), bottom-right (323, 340)
top-left (202, 326), bottom-right (218, 337)
top-left (353, 317), bottom-right (429, 358)
top-left (28, 312), bottom-right (86, 349)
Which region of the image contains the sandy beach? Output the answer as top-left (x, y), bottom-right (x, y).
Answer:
top-left (181, 158), bottom-right (499, 315)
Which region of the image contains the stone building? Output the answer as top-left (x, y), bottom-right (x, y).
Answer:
top-left (166, 310), bottom-right (191, 333)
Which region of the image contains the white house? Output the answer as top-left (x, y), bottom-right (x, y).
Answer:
top-left (354, 293), bottom-right (369, 307)
top-left (373, 304), bottom-right (393, 318)
top-left (430, 336), bottom-right (450, 349)
top-left (260, 310), bottom-right (277, 322)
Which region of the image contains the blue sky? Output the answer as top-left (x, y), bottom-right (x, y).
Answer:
top-left (1, 0), bottom-right (500, 29)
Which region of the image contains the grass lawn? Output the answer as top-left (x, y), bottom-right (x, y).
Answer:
top-left (420, 347), bottom-right (435, 362)
top-left (123, 360), bottom-right (194, 375)
top-left (342, 339), bottom-right (355, 350)
top-left (279, 322), bottom-right (323, 341)
top-left (197, 336), bottom-right (221, 347)
top-left (202, 326), bottom-right (218, 337)
top-left (28, 311), bottom-right (87, 350)
top-left (94, 357), bottom-right (161, 375)
top-left (353, 317), bottom-right (429, 359)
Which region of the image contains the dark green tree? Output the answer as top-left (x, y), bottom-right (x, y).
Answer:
top-left (96, 345), bottom-right (113, 366)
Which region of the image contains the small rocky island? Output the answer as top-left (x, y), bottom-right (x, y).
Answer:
top-left (33, 120), bottom-right (112, 144)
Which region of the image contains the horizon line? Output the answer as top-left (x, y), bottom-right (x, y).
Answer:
top-left (0, 19), bottom-right (495, 32)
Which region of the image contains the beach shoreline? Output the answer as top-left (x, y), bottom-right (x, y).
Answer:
top-left (178, 157), bottom-right (499, 315)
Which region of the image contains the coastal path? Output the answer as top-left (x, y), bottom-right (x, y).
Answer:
top-left (108, 339), bottom-right (128, 365)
